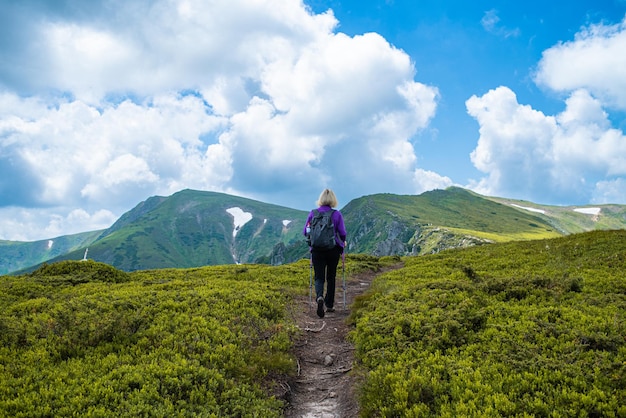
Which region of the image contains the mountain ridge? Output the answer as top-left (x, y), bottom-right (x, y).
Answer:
top-left (2, 187), bottom-right (626, 274)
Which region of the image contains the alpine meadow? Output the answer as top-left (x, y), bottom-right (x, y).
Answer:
top-left (1, 188), bottom-right (625, 416)
top-left (2, 0), bottom-right (626, 415)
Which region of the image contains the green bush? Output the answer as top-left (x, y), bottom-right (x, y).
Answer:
top-left (30, 260), bottom-right (131, 284)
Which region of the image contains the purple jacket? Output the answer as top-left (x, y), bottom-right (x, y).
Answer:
top-left (303, 205), bottom-right (347, 248)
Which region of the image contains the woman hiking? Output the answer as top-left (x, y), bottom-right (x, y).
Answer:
top-left (303, 189), bottom-right (347, 318)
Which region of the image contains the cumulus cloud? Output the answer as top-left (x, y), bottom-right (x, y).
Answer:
top-left (534, 16), bottom-right (626, 110)
top-left (0, 206), bottom-right (117, 243)
top-left (467, 87), bottom-right (626, 204)
top-left (592, 178), bottom-right (626, 204)
top-left (0, 0), bottom-right (439, 240)
top-left (225, 31), bottom-right (439, 201)
top-left (467, 17), bottom-right (626, 205)
top-left (413, 169), bottom-right (454, 193)
top-left (0, 93), bottom-right (227, 205)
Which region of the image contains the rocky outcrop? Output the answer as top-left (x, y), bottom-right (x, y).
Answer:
top-left (266, 221), bottom-right (493, 264)
top-left (270, 242), bottom-right (286, 265)
top-left (367, 223), bottom-right (492, 257)
top-left (409, 226), bottom-right (492, 255)
top-left (372, 221), bottom-right (413, 256)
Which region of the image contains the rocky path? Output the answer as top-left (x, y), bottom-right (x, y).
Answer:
top-left (283, 266), bottom-right (397, 418)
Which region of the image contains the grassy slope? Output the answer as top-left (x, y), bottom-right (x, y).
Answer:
top-left (35, 190), bottom-right (308, 271)
top-left (1, 231), bottom-right (624, 415)
top-left (350, 230), bottom-right (626, 416)
top-left (343, 188), bottom-right (561, 254)
top-left (0, 260), bottom-right (306, 416)
top-left (487, 195), bottom-right (626, 234)
top-left (0, 230), bottom-right (103, 276)
top-left (0, 255), bottom-right (394, 417)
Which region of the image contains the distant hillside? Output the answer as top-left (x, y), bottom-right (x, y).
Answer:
top-left (0, 230), bottom-right (103, 275)
top-left (340, 187), bottom-right (562, 257)
top-left (3, 187), bottom-right (626, 274)
top-left (39, 189), bottom-right (308, 272)
top-left (487, 195), bottom-right (626, 234)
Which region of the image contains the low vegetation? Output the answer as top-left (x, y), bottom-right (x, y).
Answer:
top-left (0, 256), bottom-right (394, 416)
top-left (350, 230), bottom-right (626, 417)
top-left (1, 231), bottom-right (624, 416)
top-left (0, 260), bottom-right (307, 416)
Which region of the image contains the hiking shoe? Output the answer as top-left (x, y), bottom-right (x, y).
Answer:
top-left (326, 306), bottom-right (335, 312)
top-left (316, 297), bottom-right (325, 318)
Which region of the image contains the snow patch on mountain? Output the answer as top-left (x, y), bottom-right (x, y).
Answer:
top-left (226, 207), bottom-right (253, 238)
top-left (511, 204), bottom-right (546, 214)
top-left (573, 207), bottom-right (601, 216)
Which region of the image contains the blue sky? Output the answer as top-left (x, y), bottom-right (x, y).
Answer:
top-left (308, 0), bottom-right (626, 180)
top-left (0, 0), bottom-right (625, 241)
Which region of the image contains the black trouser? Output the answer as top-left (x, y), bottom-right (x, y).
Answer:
top-left (312, 246), bottom-right (342, 309)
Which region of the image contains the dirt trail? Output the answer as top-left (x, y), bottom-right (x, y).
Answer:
top-left (283, 266), bottom-right (396, 418)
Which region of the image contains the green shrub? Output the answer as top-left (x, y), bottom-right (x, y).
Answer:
top-left (30, 260), bottom-right (131, 283)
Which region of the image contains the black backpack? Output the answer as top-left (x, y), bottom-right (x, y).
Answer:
top-left (307, 209), bottom-right (337, 250)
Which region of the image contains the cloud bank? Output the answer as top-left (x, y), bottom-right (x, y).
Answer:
top-left (0, 0), bottom-right (444, 240)
top-left (467, 16), bottom-right (626, 205)
top-left (0, 1), bottom-right (625, 241)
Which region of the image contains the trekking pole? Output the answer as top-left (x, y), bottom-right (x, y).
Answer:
top-left (342, 250), bottom-right (346, 310)
top-left (309, 253), bottom-right (313, 310)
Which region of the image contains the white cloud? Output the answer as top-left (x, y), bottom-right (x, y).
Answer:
top-left (81, 153), bottom-right (160, 200)
top-left (44, 23), bottom-right (136, 102)
top-left (467, 86), bottom-right (626, 204)
top-left (481, 9), bottom-right (520, 38)
top-left (534, 17), bottom-right (626, 110)
top-left (467, 16), bottom-right (626, 206)
top-left (223, 31), bottom-right (439, 195)
top-left (32, 0), bottom-right (338, 106)
top-left (0, 0), bottom-right (441, 241)
top-left (413, 169), bottom-right (454, 193)
top-left (0, 93), bottom-right (227, 206)
top-left (0, 206), bottom-right (116, 243)
top-left (592, 178), bottom-right (626, 204)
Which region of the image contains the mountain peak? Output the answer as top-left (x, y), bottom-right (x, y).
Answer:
top-left (4, 187), bottom-right (626, 274)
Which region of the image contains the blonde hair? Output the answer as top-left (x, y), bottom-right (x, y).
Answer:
top-left (316, 188), bottom-right (338, 208)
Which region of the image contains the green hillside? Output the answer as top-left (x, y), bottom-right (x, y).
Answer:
top-left (342, 187), bottom-right (561, 255)
top-left (1, 231), bottom-right (624, 416)
top-left (0, 260), bottom-right (306, 416)
top-left (4, 187), bottom-right (626, 275)
top-left (488, 195), bottom-right (626, 234)
top-left (350, 230), bottom-right (626, 416)
top-left (0, 230), bottom-right (103, 275)
top-left (39, 189), bottom-right (309, 271)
